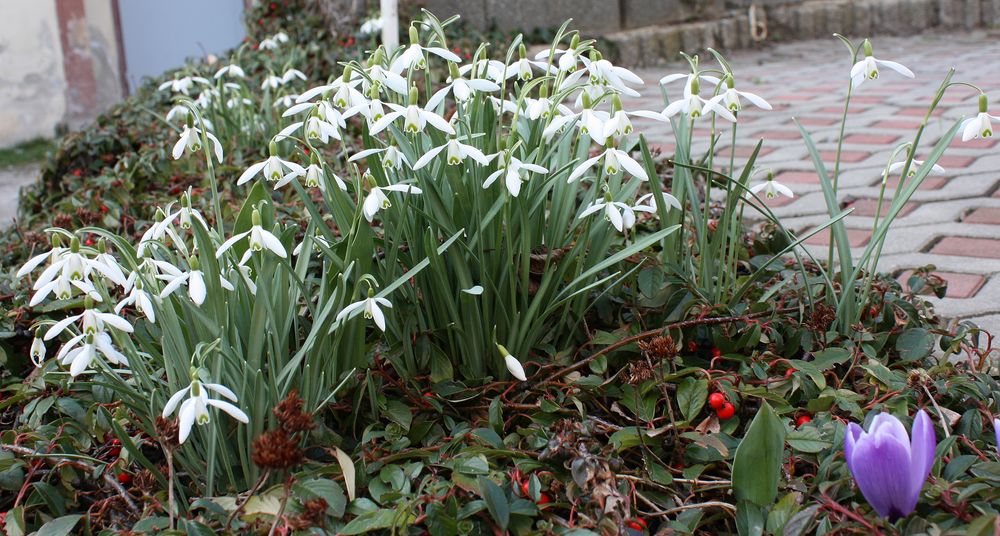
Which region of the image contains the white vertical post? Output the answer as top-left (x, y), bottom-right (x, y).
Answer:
top-left (380, 0), bottom-right (399, 51)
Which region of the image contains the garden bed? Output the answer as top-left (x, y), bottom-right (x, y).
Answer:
top-left (1, 4), bottom-right (999, 536)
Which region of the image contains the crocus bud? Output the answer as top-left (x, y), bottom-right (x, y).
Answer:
top-left (496, 343), bottom-right (527, 381)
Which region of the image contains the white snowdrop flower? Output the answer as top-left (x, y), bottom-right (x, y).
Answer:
top-left (483, 153), bottom-right (548, 197)
top-left (216, 209), bottom-right (287, 260)
top-left (850, 40), bottom-right (914, 89)
top-left (158, 75), bottom-right (209, 95)
top-left (45, 306), bottom-right (133, 377)
top-left (749, 176), bottom-right (794, 200)
top-left (336, 288), bottom-right (393, 331)
top-left (359, 16), bottom-right (383, 36)
top-left (350, 146), bottom-right (412, 171)
top-left (116, 271), bottom-right (157, 323)
top-left (371, 97), bottom-right (455, 136)
top-left (458, 59), bottom-right (508, 84)
top-left (237, 143), bottom-right (306, 186)
top-left (213, 64), bottom-right (245, 79)
top-left (362, 179), bottom-right (422, 222)
top-left (172, 124), bottom-right (224, 163)
top-left (426, 65), bottom-right (501, 109)
top-left (717, 75), bottom-right (772, 113)
top-left (156, 257), bottom-right (208, 306)
top-left (262, 74), bottom-right (285, 90)
top-left (579, 191), bottom-right (655, 233)
top-left (30, 335), bottom-right (46, 368)
top-left (659, 72), bottom-right (721, 97)
top-left (561, 55), bottom-right (644, 97)
top-left (389, 30), bottom-right (461, 73)
top-left (281, 68), bottom-right (307, 84)
top-left (960, 94), bottom-right (999, 142)
top-left (887, 159), bottom-right (946, 177)
top-left (495, 343), bottom-right (527, 381)
top-left (413, 139), bottom-right (492, 169)
top-left (568, 147), bottom-right (648, 183)
top-left (163, 379), bottom-right (249, 444)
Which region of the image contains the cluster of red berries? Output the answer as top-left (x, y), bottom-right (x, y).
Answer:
top-left (708, 392), bottom-right (736, 420)
top-left (625, 518), bottom-right (648, 532)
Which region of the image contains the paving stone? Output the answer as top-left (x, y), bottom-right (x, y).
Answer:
top-left (849, 198), bottom-right (919, 217)
top-left (803, 228), bottom-right (873, 247)
top-left (882, 175), bottom-right (949, 189)
top-left (963, 207), bottom-right (1000, 224)
top-left (897, 269), bottom-right (987, 298)
top-left (930, 236), bottom-right (1000, 258)
top-left (843, 134), bottom-right (901, 145)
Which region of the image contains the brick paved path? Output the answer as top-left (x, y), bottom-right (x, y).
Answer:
top-left (624, 30), bottom-right (1000, 334)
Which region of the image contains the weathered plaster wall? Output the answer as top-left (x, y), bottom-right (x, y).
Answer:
top-left (0, 1), bottom-right (67, 147)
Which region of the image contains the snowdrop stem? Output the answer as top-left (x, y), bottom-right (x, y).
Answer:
top-left (828, 76), bottom-right (855, 271)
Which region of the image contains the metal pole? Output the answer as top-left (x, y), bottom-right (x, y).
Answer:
top-left (380, 0), bottom-right (399, 50)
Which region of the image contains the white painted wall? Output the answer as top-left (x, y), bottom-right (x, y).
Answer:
top-left (0, 0), bottom-right (67, 146)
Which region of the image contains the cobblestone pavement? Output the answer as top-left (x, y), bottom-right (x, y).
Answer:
top-left (0, 164), bottom-right (38, 228)
top-left (623, 30), bottom-right (1000, 334)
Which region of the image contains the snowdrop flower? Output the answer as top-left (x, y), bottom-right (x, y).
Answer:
top-left (172, 124), bottom-right (224, 163)
top-left (277, 104), bottom-right (346, 144)
top-left (458, 59), bottom-right (508, 84)
top-left (158, 75), bottom-right (209, 95)
top-left (216, 209), bottom-right (287, 260)
top-left (887, 159), bottom-right (945, 177)
top-left (336, 287), bottom-right (392, 331)
top-left (505, 46), bottom-right (553, 81)
top-left (717, 75), bottom-right (772, 113)
top-left (362, 178), bottom-right (422, 222)
top-left (156, 257), bottom-right (208, 306)
top-left (661, 87), bottom-right (736, 122)
top-left (213, 64), bottom-right (245, 79)
top-left (635, 191), bottom-right (682, 213)
top-left (137, 207), bottom-right (187, 258)
top-left (390, 28), bottom-right (461, 73)
top-left (426, 64), bottom-right (501, 109)
top-left (523, 94), bottom-right (571, 121)
top-left (293, 232), bottom-right (332, 257)
top-left (844, 410), bottom-right (935, 520)
top-left (281, 68), bottom-right (307, 84)
top-left (16, 236), bottom-right (67, 280)
top-left (659, 71), bottom-right (721, 97)
top-left (960, 94), bottom-right (999, 141)
top-left (226, 96), bottom-right (253, 109)
top-left (301, 159), bottom-right (346, 191)
top-left (350, 146), bottom-right (411, 171)
top-left (495, 343), bottom-right (526, 381)
top-left (535, 35), bottom-right (584, 73)
top-left (259, 31), bottom-right (288, 51)
top-left (262, 73), bottom-right (285, 90)
top-left (30, 333), bottom-right (46, 367)
top-left (483, 152), bottom-right (548, 197)
top-left (749, 175), bottom-right (794, 199)
top-left (346, 96), bottom-right (389, 129)
top-left (166, 105), bottom-right (191, 124)
top-left (579, 191), bottom-right (655, 233)
top-left (163, 379), bottom-right (249, 444)
top-left (26, 238), bottom-right (125, 305)
top-left (365, 64), bottom-right (408, 96)
top-left (116, 272), bottom-right (157, 323)
top-left (850, 40), bottom-right (914, 89)
top-left (45, 305), bottom-right (133, 377)
top-left (568, 147), bottom-right (648, 183)
top-left (371, 90), bottom-right (455, 135)
top-left (413, 138), bottom-right (492, 169)
top-left (274, 94), bottom-right (299, 109)
top-left (237, 143), bottom-right (306, 186)
top-left (562, 54), bottom-right (644, 97)
top-left (359, 16), bottom-right (383, 36)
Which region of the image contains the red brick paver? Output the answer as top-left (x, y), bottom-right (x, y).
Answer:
top-left (898, 270), bottom-right (986, 299)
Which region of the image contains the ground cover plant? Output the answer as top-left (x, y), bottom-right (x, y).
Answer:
top-left (3, 6), bottom-right (1000, 536)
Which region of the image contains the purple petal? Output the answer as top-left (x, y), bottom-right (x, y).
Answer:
top-left (848, 415), bottom-right (915, 520)
top-left (994, 418), bottom-right (1000, 454)
top-left (907, 410), bottom-right (936, 509)
top-left (844, 422), bottom-right (864, 476)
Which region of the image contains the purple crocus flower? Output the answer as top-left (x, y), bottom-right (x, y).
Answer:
top-left (844, 410), bottom-right (936, 521)
top-left (994, 418), bottom-right (1000, 452)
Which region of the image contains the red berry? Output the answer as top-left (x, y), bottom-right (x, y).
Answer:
top-left (626, 518), bottom-right (648, 531)
top-left (716, 402), bottom-right (736, 420)
top-left (708, 392), bottom-right (726, 410)
top-left (711, 347), bottom-right (721, 359)
top-left (118, 473), bottom-right (132, 485)
top-left (520, 480), bottom-right (530, 496)
top-left (536, 493), bottom-right (551, 505)
top-left (795, 415), bottom-right (812, 427)
top-left (687, 341), bottom-right (698, 352)
top-left (785, 368), bottom-right (796, 378)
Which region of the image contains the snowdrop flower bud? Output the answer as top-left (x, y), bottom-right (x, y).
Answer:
top-left (408, 86), bottom-right (419, 106)
top-left (409, 25), bottom-right (419, 45)
top-left (30, 331), bottom-right (46, 367)
top-left (496, 343), bottom-right (527, 381)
